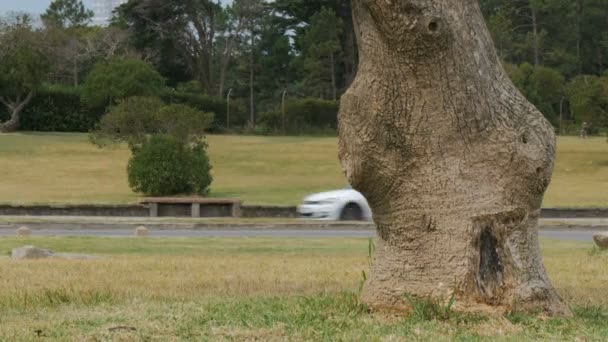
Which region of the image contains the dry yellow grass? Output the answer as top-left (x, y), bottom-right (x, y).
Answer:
top-left (0, 133), bottom-right (606, 206)
top-left (0, 238), bottom-right (605, 307)
top-left (0, 255), bottom-right (365, 308)
top-left (0, 237), bottom-right (607, 340)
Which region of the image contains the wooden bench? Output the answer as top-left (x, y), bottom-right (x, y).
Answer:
top-left (139, 198), bottom-right (242, 218)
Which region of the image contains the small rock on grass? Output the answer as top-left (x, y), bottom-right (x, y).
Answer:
top-left (16, 226), bottom-right (31, 237)
top-left (11, 246), bottom-right (53, 259)
top-left (593, 233), bottom-right (608, 250)
top-left (135, 226), bottom-right (149, 237)
top-left (11, 245), bottom-right (102, 260)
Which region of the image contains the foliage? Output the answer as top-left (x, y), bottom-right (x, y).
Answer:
top-left (0, 16), bottom-right (50, 131)
top-left (41, 0), bottom-right (93, 28)
top-left (567, 75), bottom-right (608, 129)
top-left (298, 7), bottom-right (343, 100)
top-left (116, 0), bottom-right (222, 93)
top-left (508, 63), bottom-right (566, 126)
top-left (162, 90), bottom-right (246, 130)
top-left (127, 135), bottom-right (212, 196)
top-left (91, 97), bottom-right (165, 148)
top-left (0, 19), bottom-right (49, 98)
top-left (92, 97), bottom-right (213, 149)
top-left (257, 98), bottom-right (339, 134)
top-left (81, 58), bottom-right (165, 109)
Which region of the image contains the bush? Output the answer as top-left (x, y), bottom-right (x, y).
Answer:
top-left (91, 97), bottom-right (213, 148)
top-left (82, 57), bottom-right (166, 109)
top-left (127, 135), bottom-right (212, 196)
top-left (0, 85), bottom-right (102, 132)
top-left (91, 97), bottom-right (165, 147)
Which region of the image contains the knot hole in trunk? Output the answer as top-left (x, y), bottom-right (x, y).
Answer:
top-left (478, 228), bottom-right (504, 298)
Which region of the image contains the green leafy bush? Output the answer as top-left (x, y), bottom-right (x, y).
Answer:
top-left (127, 135), bottom-right (212, 196)
top-left (91, 97), bottom-right (213, 148)
top-left (93, 97), bottom-right (214, 196)
top-left (82, 57), bottom-right (166, 109)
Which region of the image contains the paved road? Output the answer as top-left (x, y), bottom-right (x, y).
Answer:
top-left (0, 226), bottom-right (603, 241)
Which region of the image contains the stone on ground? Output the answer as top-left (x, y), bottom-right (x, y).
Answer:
top-left (593, 233), bottom-right (608, 249)
top-left (16, 226), bottom-right (31, 237)
top-left (135, 226), bottom-right (149, 237)
top-left (11, 246), bottom-right (54, 259)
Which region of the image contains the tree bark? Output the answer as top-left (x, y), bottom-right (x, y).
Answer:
top-left (0, 92), bottom-right (34, 133)
top-left (330, 51), bottom-right (337, 101)
top-left (575, 0), bottom-right (583, 75)
top-left (249, 26), bottom-right (255, 127)
top-left (338, 0), bottom-right (569, 316)
top-left (531, 6), bottom-right (540, 67)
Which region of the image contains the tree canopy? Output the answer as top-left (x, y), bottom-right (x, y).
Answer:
top-left (41, 0), bottom-right (94, 28)
top-left (0, 16), bottom-right (50, 132)
top-left (81, 57), bottom-right (166, 108)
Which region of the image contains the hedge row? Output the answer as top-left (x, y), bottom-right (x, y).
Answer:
top-left (0, 86), bottom-right (103, 132)
top-left (258, 99), bottom-right (339, 134)
top-left (161, 91), bottom-right (247, 131)
top-left (0, 86), bottom-right (339, 134)
top-left (0, 87), bottom-right (244, 132)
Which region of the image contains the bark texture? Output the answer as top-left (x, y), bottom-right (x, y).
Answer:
top-left (0, 92), bottom-right (34, 133)
top-left (338, 0), bottom-right (569, 316)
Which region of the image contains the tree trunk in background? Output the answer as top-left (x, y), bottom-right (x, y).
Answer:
top-left (531, 6), bottom-right (540, 67)
top-left (330, 51), bottom-right (337, 101)
top-left (342, 11), bottom-right (358, 87)
top-left (249, 27), bottom-right (255, 127)
top-left (576, 0), bottom-right (583, 75)
top-left (339, 0), bottom-right (569, 316)
top-left (73, 58), bottom-right (79, 87)
top-left (0, 92), bottom-right (34, 133)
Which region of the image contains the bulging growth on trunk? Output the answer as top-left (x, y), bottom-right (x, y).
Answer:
top-left (338, 0), bottom-right (569, 315)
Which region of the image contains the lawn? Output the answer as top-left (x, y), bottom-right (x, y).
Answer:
top-left (0, 133), bottom-right (606, 206)
top-left (0, 237), bottom-right (607, 340)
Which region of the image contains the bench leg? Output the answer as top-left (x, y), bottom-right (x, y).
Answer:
top-left (192, 203), bottom-right (201, 218)
top-left (149, 203), bottom-right (158, 217)
top-left (231, 203), bottom-right (241, 218)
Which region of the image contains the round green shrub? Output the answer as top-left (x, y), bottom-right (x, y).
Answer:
top-left (127, 135), bottom-right (212, 196)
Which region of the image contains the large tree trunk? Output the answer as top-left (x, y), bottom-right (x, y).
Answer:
top-left (338, 0), bottom-right (569, 316)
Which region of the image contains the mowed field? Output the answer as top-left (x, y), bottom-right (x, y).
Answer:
top-left (0, 133), bottom-right (606, 206)
top-left (0, 237), bottom-right (607, 340)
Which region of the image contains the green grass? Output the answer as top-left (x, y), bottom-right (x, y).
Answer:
top-left (0, 237), bottom-right (607, 340)
top-left (0, 133), bottom-right (606, 206)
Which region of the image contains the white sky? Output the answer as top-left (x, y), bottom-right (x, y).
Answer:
top-left (0, 0), bottom-right (233, 15)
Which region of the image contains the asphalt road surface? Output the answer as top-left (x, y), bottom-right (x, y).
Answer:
top-left (0, 226), bottom-right (603, 241)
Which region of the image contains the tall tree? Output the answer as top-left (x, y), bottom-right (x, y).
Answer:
top-left (216, 0), bottom-right (264, 98)
top-left (0, 17), bottom-right (50, 132)
top-left (118, 0), bottom-right (221, 93)
top-left (41, 0), bottom-right (94, 28)
top-left (273, 0), bottom-right (357, 88)
top-left (339, 0), bottom-right (569, 315)
top-left (299, 8), bottom-right (343, 101)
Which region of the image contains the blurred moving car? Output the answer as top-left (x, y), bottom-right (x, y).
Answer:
top-left (297, 187), bottom-right (372, 221)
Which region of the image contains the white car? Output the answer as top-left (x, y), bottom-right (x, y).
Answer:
top-left (297, 188), bottom-right (373, 221)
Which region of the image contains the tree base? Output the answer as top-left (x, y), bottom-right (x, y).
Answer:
top-left (360, 211), bottom-right (571, 317)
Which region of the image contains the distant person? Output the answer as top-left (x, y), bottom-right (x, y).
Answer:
top-left (580, 122), bottom-right (589, 139)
